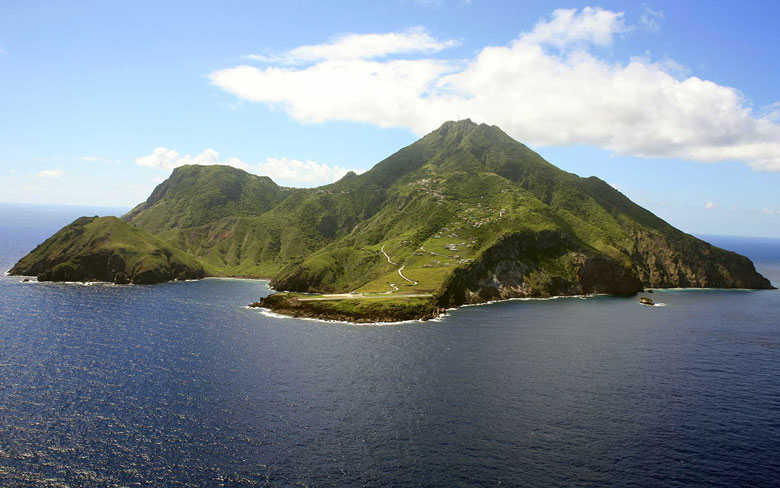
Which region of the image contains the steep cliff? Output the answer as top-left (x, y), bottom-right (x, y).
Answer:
top-left (9, 216), bottom-right (204, 284)
top-left (11, 120), bottom-right (773, 308)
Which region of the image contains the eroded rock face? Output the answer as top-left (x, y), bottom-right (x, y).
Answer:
top-left (32, 251), bottom-right (205, 284)
top-left (436, 230), bottom-right (644, 308)
top-left (435, 227), bottom-right (773, 310)
top-left (630, 230), bottom-right (773, 289)
top-left (576, 255), bottom-right (644, 295)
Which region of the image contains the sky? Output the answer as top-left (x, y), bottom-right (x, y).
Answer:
top-left (1, 0), bottom-right (779, 237)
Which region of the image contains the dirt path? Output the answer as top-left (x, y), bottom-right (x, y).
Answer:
top-left (380, 244), bottom-right (418, 288)
top-left (397, 265), bottom-right (418, 285)
top-left (381, 244), bottom-right (396, 265)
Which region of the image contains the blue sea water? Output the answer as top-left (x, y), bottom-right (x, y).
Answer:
top-left (1, 204), bottom-right (779, 487)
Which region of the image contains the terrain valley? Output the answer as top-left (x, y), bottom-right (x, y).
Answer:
top-left (10, 120), bottom-right (773, 321)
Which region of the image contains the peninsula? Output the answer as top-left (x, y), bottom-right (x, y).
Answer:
top-left (10, 120), bottom-right (774, 321)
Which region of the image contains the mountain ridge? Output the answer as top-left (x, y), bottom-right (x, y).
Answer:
top-left (9, 120), bottom-right (774, 321)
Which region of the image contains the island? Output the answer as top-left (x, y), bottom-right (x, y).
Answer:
top-left (10, 120), bottom-right (774, 321)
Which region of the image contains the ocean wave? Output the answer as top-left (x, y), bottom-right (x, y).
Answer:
top-left (459, 294), bottom-right (597, 308)
top-left (203, 277), bottom-right (271, 283)
top-left (249, 306), bottom-right (434, 326)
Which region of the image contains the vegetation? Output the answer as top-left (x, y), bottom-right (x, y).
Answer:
top-left (10, 216), bottom-right (204, 283)
top-left (11, 119), bottom-right (773, 318)
top-left (124, 165), bottom-right (290, 233)
top-left (254, 293), bottom-right (442, 323)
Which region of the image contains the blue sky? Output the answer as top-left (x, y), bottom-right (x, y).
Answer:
top-left (1, 0), bottom-right (779, 237)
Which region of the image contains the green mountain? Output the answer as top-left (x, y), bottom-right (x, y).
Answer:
top-left (10, 120), bottom-right (773, 319)
top-left (125, 164), bottom-right (290, 233)
top-left (9, 216), bottom-right (204, 283)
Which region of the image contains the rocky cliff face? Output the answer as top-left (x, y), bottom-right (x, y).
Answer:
top-left (436, 230), bottom-right (644, 307)
top-left (434, 227), bottom-right (773, 310)
top-left (629, 230), bottom-right (773, 289)
top-left (29, 249), bottom-right (204, 284)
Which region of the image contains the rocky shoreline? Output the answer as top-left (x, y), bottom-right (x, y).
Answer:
top-left (250, 293), bottom-right (446, 323)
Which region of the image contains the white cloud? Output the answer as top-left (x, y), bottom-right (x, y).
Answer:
top-left (37, 169), bottom-right (63, 179)
top-left (521, 7), bottom-right (626, 48)
top-left (209, 7), bottom-right (780, 172)
top-left (639, 6), bottom-right (665, 33)
top-left (81, 155), bottom-right (120, 164)
top-left (134, 147), bottom-right (249, 171)
top-left (257, 157), bottom-right (364, 184)
top-left (245, 27), bottom-right (458, 64)
top-left (705, 201), bottom-right (716, 210)
top-left (761, 207), bottom-right (780, 215)
top-left (135, 148), bottom-right (364, 186)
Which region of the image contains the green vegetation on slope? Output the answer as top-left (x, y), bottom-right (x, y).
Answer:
top-left (124, 165), bottom-right (291, 234)
top-left (255, 293), bottom-right (442, 323)
top-left (9, 216), bottom-right (204, 283)
top-left (11, 120), bottom-right (772, 309)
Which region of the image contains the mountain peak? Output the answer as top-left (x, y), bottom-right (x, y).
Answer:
top-left (434, 118), bottom-right (484, 136)
top-left (428, 119), bottom-right (517, 147)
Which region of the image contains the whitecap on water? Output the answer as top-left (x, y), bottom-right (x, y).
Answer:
top-left (248, 305), bottom-right (436, 326)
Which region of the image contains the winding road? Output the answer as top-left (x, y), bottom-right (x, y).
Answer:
top-left (381, 244), bottom-right (419, 286)
top-left (289, 245), bottom-right (430, 301)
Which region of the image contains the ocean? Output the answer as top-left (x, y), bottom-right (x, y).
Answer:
top-left (1, 204), bottom-right (779, 487)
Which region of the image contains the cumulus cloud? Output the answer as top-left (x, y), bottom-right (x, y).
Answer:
top-left (258, 157), bottom-right (364, 184)
top-left (134, 147), bottom-right (249, 171)
top-left (705, 201), bottom-right (716, 210)
top-left (209, 7), bottom-right (780, 172)
top-left (135, 148), bottom-right (363, 186)
top-left (37, 169), bottom-right (63, 179)
top-left (521, 7), bottom-right (626, 48)
top-left (245, 27), bottom-right (458, 64)
top-left (761, 207), bottom-right (780, 215)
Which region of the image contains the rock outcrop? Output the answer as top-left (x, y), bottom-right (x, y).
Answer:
top-left (11, 121), bottom-right (774, 316)
top-left (9, 216), bottom-right (204, 284)
top-left (436, 230), bottom-right (644, 308)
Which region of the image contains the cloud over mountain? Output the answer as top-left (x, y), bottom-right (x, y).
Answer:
top-left (209, 7), bottom-right (780, 172)
top-left (135, 148), bottom-right (362, 186)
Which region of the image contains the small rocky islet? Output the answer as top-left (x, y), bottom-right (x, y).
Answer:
top-left (10, 120), bottom-right (774, 322)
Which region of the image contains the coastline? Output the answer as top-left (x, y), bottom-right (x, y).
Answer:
top-left (250, 292), bottom-right (446, 324)
top-left (3, 268), bottom-right (273, 285)
top-left (248, 306), bottom-right (439, 326)
top-left (252, 285), bottom-right (777, 324)
top-left (6, 266), bottom-right (774, 324)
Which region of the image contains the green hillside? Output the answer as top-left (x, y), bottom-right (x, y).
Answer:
top-left (11, 120), bottom-right (773, 319)
top-left (124, 164), bottom-right (291, 234)
top-left (10, 216), bottom-right (204, 283)
top-left (269, 121), bottom-right (772, 301)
